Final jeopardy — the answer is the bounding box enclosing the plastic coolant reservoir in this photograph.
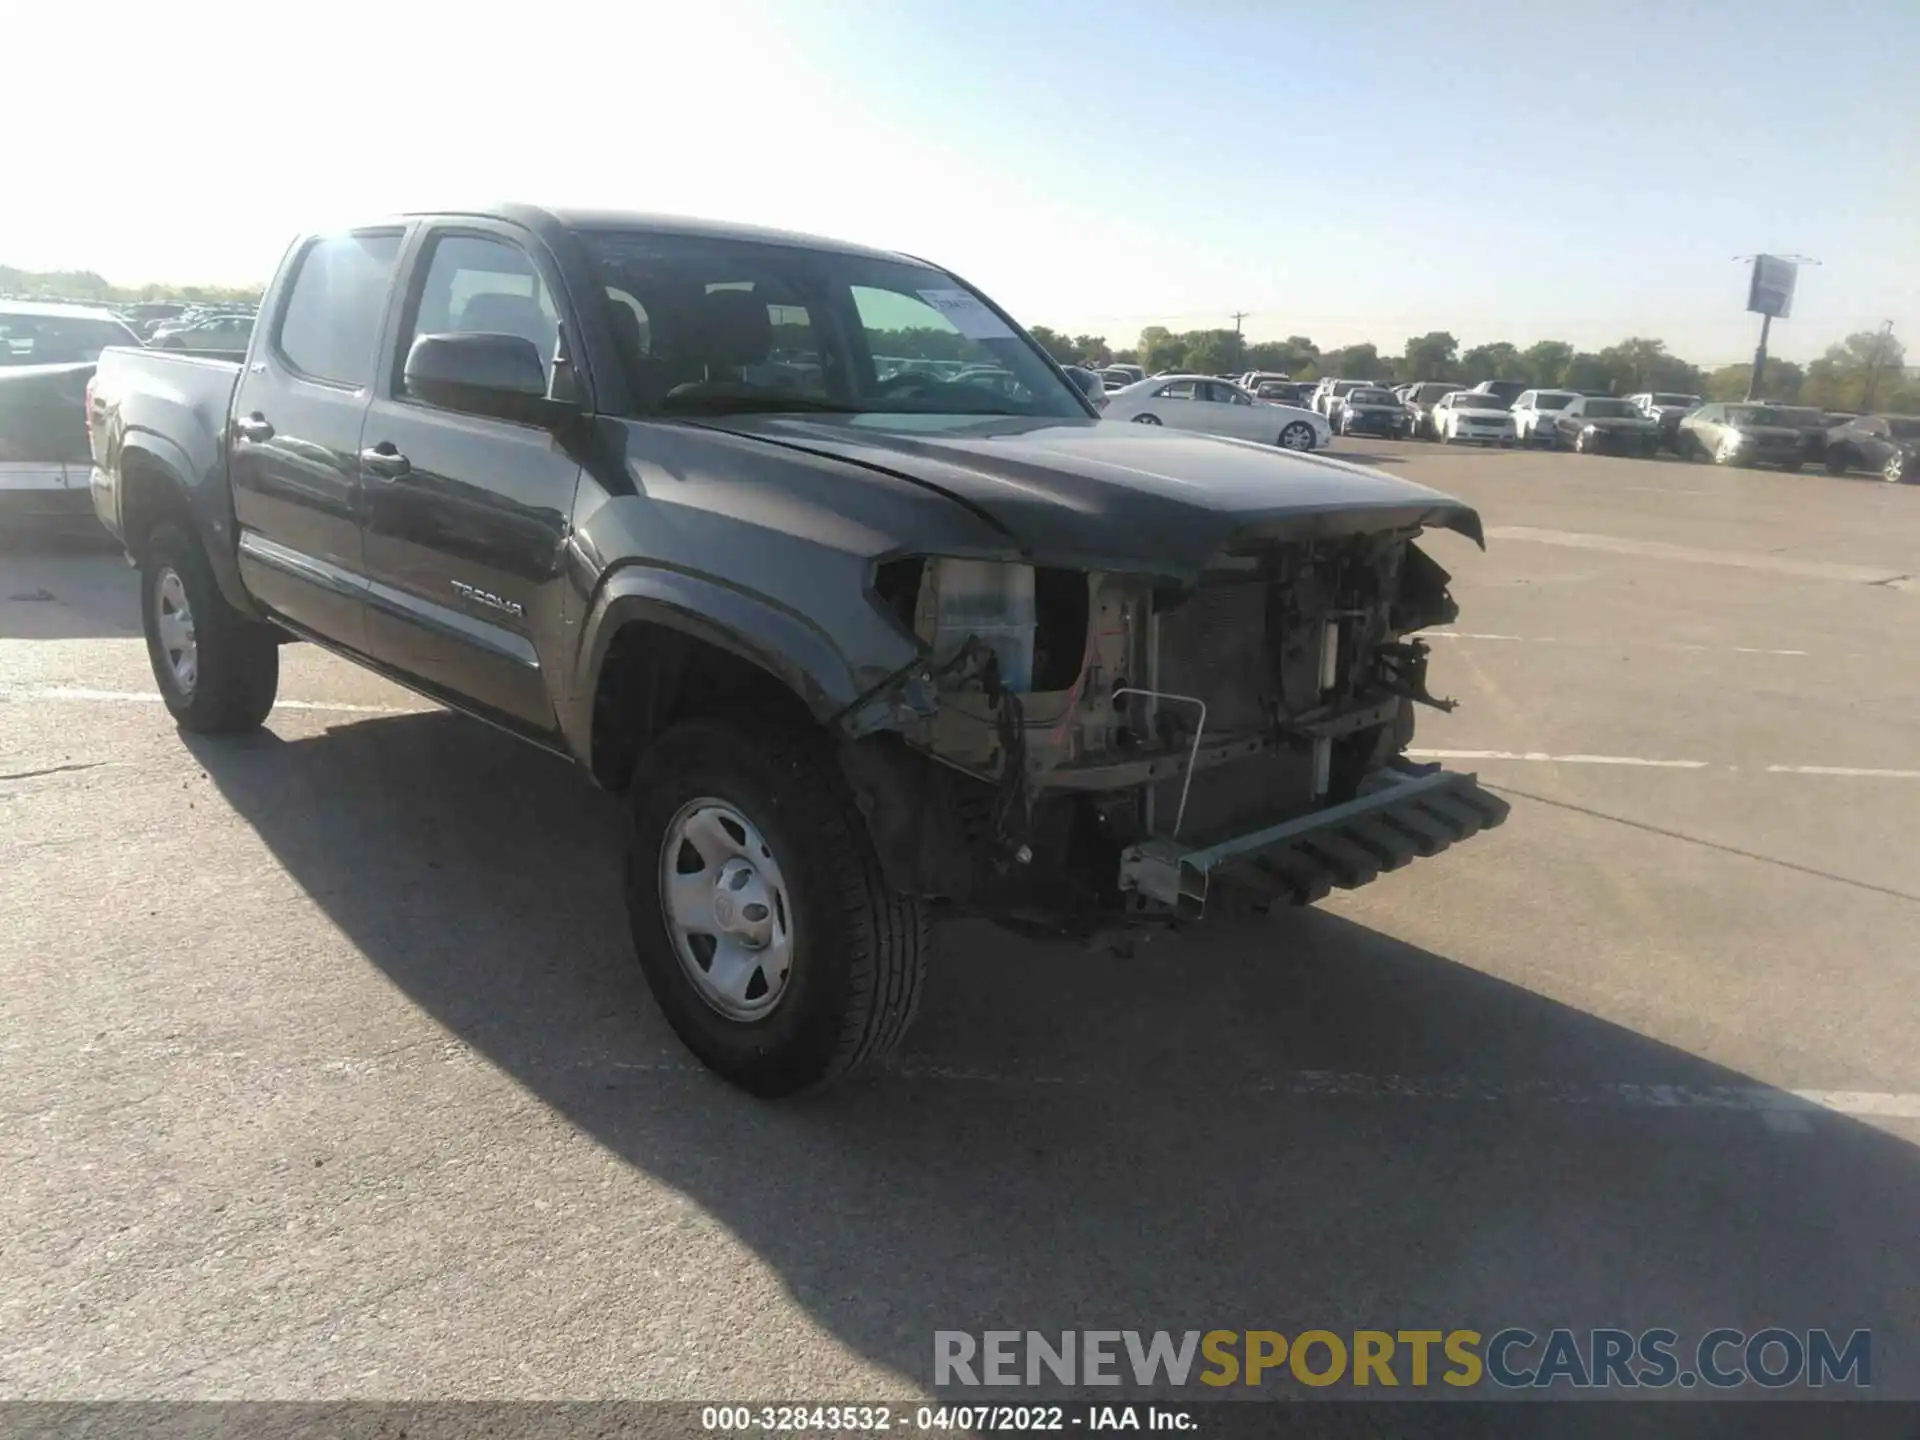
[925,558,1036,693]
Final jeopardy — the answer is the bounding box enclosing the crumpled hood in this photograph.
[700,414,1483,575]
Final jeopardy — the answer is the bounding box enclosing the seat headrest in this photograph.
[690,289,772,369]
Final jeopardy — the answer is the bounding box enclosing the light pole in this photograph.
[1862,320,1896,413]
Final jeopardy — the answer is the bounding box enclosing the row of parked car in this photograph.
[1063,365,1917,483]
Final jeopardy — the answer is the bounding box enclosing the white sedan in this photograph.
[1101,374,1332,451]
[1430,391,1516,445]
[1510,389,1579,446]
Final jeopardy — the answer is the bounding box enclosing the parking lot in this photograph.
[3,441,1917,1400]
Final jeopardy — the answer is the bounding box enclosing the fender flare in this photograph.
[116,428,257,617]
[564,563,868,767]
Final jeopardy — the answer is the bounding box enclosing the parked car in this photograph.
[1823,413,1920,483]
[1253,380,1312,407]
[1430,390,1515,446]
[151,313,255,352]
[119,301,190,338]
[1399,381,1460,439]
[1315,378,1372,426]
[1103,374,1330,450]
[1510,389,1579,446]
[1468,379,1528,406]
[1338,386,1412,438]
[1551,395,1660,455]
[1676,402,1812,469]
[1102,363,1145,386]
[1625,391,1704,451]
[1237,370,1291,393]
[86,204,1504,1095]
[0,302,143,531]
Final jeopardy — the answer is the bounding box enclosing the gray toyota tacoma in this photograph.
[87,205,1507,1095]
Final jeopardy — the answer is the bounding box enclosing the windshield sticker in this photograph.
[917,289,1016,340]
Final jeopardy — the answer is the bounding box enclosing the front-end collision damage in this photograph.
[833,514,1502,929]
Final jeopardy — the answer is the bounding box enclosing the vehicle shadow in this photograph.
[0,540,140,640]
[190,711,1920,1404]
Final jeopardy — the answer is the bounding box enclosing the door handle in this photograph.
[359,444,412,479]
[234,414,274,442]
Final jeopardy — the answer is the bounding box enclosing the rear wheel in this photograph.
[1825,444,1854,476]
[1279,421,1316,451]
[625,714,928,1096]
[140,523,279,732]
[1131,413,1161,425]
[1888,453,1912,484]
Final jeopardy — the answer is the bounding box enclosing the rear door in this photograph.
[356,221,584,737]
[230,228,406,650]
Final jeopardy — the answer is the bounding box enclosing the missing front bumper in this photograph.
[1117,764,1509,917]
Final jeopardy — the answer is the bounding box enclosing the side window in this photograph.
[405,233,559,387]
[1156,380,1195,399]
[276,231,403,386]
[1227,387,1252,406]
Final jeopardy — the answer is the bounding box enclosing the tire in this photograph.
[1132,413,1162,425]
[625,714,928,1097]
[1888,453,1912,485]
[1680,432,1704,463]
[140,522,279,732]
[1438,424,1452,445]
[1825,445,1854,477]
[1279,421,1316,451]
[1574,430,1591,454]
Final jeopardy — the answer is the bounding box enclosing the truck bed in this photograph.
[87,346,244,546]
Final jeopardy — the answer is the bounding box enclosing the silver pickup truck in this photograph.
[88,204,1507,1095]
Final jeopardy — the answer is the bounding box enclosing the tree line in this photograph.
[1,264,263,307]
[1025,324,1917,415]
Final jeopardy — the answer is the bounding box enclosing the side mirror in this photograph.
[402,332,573,427]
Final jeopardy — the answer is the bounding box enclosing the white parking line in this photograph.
[1408,748,1708,769]
[0,685,418,715]
[1427,631,1811,656]
[1766,765,1920,780]
[868,1062,1920,1122]
[1485,526,1912,587]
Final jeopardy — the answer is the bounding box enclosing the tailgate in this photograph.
[0,363,92,466]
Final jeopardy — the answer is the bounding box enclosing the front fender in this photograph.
[562,561,916,768]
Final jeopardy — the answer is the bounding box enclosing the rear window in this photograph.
[1534,392,1577,408]
[1653,393,1701,407]
[1458,393,1511,410]
[276,232,404,387]
[1888,418,1920,440]
[0,311,135,366]
[1350,388,1398,404]
[1584,399,1637,418]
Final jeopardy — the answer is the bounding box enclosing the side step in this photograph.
[1117,767,1510,918]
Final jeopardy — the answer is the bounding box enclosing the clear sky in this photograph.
[11,0,1916,364]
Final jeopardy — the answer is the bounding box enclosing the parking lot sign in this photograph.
[1747,254,1797,319]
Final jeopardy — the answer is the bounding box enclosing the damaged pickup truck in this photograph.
[87,205,1506,1095]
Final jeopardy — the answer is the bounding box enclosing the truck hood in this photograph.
[697,414,1482,576]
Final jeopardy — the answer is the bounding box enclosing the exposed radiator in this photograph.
[1152,578,1271,734]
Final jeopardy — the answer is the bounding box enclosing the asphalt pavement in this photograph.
[2,442,1916,1405]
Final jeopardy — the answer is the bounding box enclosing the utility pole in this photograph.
[1862,320,1895,413]
[1230,310,1250,371]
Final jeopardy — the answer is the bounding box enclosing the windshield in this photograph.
[1888,418,1920,440]
[1584,399,1637,418]
[0,311,136,365]
[1349,388,1398,405]
[1653,393,1701,408]
[1726,406,1817,427]
[1456,393,1510,410]
[1534,391,1577,409]
[580,231,1086,419]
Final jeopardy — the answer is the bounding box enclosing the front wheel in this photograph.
[140,523,279,732]
[1279,421,1316,451]
[1131,413,1162,425]
[1574,430,1591,454]
[625,715,928,1097]
[1888,453,1912,484]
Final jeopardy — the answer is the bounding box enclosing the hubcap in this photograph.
[1133,413,1161,425]
[154,568,197,696]
[1282,423,1313,450]
[659,798,795,1021]
[1887,457,1905,483]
